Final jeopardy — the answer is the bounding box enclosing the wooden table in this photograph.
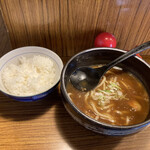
[0,53,150,150]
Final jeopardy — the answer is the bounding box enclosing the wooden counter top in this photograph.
[0,1,150,148]
[0,55,150,150]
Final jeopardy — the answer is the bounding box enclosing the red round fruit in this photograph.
[136,53,142,59]
[125,47,142,59]
[94,32,117,48]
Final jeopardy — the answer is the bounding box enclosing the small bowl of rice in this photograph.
[0,46,63,102]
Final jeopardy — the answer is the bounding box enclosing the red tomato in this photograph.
[136,53,142,59]
[125,48,142,59]
[94,32,117,48]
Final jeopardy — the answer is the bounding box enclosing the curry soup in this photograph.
[67,66,149,126]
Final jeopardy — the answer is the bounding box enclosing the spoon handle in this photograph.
[104,41,150,71]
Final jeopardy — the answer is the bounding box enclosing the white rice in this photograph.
[1,55,57,96]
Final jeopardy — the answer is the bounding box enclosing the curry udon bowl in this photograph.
[61,47,150,136]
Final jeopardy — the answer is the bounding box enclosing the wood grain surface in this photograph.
[0,55,150,150]
[0,0,150,56]
[0,9,12,56]
[0,1,150,150]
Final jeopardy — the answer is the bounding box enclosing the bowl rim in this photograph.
[0,46,63,98]
[61,47,150,129]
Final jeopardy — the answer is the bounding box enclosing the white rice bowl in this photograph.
[0,46,63,101]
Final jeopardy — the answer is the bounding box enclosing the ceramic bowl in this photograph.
[0,46,63,102]
[61,47,150,136]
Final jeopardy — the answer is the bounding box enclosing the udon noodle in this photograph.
[67,66,149,126]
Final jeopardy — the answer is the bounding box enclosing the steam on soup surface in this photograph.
[67,66,149,126]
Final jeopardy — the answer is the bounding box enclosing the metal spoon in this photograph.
[70,41,150,92]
